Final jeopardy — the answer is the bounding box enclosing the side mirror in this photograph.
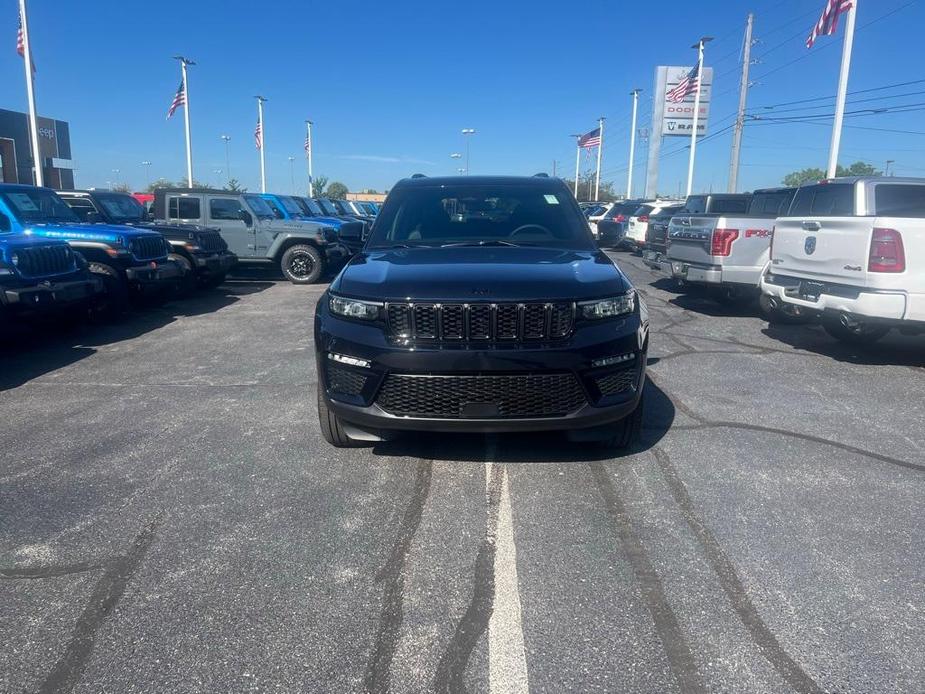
[239,209,253,226]
[86,211,102,224]
[338,222,363,241]
[0,213,10,232]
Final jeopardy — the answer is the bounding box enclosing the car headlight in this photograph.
[578,291,636,320]
[330,295,382,320]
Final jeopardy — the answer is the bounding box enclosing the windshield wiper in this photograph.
[440,240,520,248]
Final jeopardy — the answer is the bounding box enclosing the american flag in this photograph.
[166,81,185,119]
[255,119,263,150]
[666,65,700,103]
[578,127,601,149]
[16,11,35,73]
[806,0,853,48]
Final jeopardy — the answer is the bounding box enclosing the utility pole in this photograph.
[19,0,42,186]
[686,36,712,197]
[594,116,605,201]
[173,56,195,188]
[728,14,754,193]
[626,89,641,199]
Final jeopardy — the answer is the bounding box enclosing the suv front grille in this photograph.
[386,302,574,343]
[13,244,74,278]
[376,373,587,419]
[198,231,227,253]
[130,236,167,261]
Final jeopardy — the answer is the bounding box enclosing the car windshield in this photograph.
[317,199,339,215]
[367,184,595,249]
[302,198,324,215]
[94,193,146,223]
[244,194,278,219]
[1,188,81,224]
[278,196,305,216]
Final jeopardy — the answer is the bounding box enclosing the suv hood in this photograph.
[1,232,74,252]
[332,247,630,301]
[264,219,327,234]
[130,221,220,240]
[23,222,163,243]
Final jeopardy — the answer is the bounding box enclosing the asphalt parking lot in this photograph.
[2,254,923,694]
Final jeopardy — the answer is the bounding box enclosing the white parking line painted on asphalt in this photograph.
[485,443,530,694]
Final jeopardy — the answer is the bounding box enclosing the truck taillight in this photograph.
[614,214,626,223]
[637,215,649,223]
[711,228,739,257]
[869,228,905,273]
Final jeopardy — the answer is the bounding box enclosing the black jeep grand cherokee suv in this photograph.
[314,175,648,448]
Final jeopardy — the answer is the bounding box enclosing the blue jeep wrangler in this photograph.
[0,184,181,316]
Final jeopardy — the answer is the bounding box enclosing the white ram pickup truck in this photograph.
[760,177,925,344]
[666,191,796,301]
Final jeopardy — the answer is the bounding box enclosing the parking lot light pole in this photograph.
[686,36,712,198]
[462,129,475,174]
[627,91,641,199]
[288,156,296,194]
[571,134,582,197]
[221,135,231,184]
[255,96,267,193]
[172,56,195,188]
[305,120,314,196]
[18,0,42,187]
[450,152,462,175]
[141,161,152,188]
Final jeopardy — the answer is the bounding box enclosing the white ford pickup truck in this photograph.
[760,177,925,344]
[666,191,796,302]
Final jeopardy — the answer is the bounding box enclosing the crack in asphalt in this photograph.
[0,561,105,580]
[589,461,706,694]
[651,446,825,694]
[433,461,505,694]
[38,514,161,694]
[363,457,434,694]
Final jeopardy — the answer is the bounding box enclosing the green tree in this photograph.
[146,177,175,193]
[562,176,618,202]
[782,161,882,187]
[325,181,349,199]
[112,182,132,193]
[310,174,329,197]
[224,178,247,192]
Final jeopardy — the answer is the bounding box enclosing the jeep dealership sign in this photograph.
[659,65,713,137]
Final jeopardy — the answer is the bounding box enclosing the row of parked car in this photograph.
[583,176,924,345]
[0,182,377,332]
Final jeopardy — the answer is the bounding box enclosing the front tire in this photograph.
[602,391,645,450]
[281,244,324,284]
[169,253,197,296]
[317,387,365,447]
[822,314,890,345]
[86,261,129,322]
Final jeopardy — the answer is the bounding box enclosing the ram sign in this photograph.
[658,65,713,137]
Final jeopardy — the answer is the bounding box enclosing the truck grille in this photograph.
[376,373,587,419]
[197,231,227,253]
[130,235,167,261]
[13,244,74,277]
[386,302,574,343]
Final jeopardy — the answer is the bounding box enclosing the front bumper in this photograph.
[194,251,238,275]
[315,301,648,434]
[124,259,182,291]
[1,276,104,312]
[760,272,911,321]
[643,248,672,273]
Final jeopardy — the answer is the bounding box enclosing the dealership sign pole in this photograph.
[173,56,195,188]
[825,0,857,179]
[18,0,42,187]
[256,97,267,193]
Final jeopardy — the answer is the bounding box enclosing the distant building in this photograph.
[346,191,387,203]
[0,108,75,189]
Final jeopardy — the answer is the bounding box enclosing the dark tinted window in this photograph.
[209,198,243,221]
[683,196,707,214]
[748,190,795,217]
[633,205,654,217]
[368,184,593,249]
[95,193,145,223]
[62,196,98,221]
[711,197,750,214]
[874,184,925,218]
[1,188,80,223]
[653,205,683,220]
[789,184,854,216]
[168,196,201,219]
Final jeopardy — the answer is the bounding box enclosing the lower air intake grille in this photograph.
[376,373,587,419]
[595,369,637,396]
[326,363,368,397]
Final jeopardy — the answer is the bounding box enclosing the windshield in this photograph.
[367,184,595,249]
[1,188,80,224]
[278,196,305,216]
[94,193,146,223]
[244,194,278,219]
[317,199,340,216]
[302,198,325,216]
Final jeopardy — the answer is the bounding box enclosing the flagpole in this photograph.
[594,116,604,202]
[306,120,314,196]
[626,90,641,199]
[827,0,857,179]
[686,37,712,197]
[571,134,581,198]
[173,56,195,188]
[18,0,42,187]
[256,96,267,193]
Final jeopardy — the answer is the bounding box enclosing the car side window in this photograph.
[790,184,853,216]
[63,197,98,221]
[874,184,925,218]
[210,198,243,221]
[168,196,201,220]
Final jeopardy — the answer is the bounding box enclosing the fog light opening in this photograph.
[328,352,371,369]
[592,352,635,368]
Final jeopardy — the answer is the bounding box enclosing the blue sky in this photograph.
[3,0,924,195]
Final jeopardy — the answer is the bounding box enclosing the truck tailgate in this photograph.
[771,216,872,284]
[667,216,717,265]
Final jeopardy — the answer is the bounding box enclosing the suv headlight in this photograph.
[578,291,636,320]
[330,295,382,321]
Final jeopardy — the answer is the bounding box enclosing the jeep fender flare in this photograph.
[267,233,325,261]
[67,241,121,267]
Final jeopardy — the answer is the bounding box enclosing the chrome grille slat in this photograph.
[385,301,574,344]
